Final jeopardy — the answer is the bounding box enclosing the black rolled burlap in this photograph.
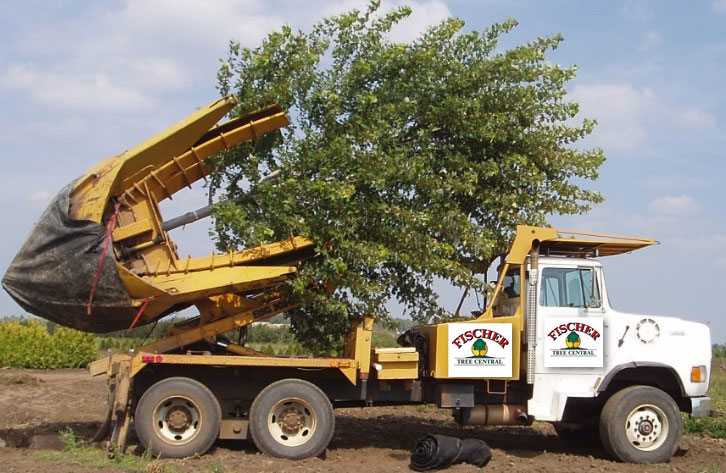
[410,434,492,471]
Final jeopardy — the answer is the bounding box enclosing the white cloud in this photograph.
[640,31,662,50]
[570,83,653,150]
[28,191,51,204]
[0,116,88,148]
[648,195,701,217]
[677,107,716,129]
[2,0,285,114]
[387,1,451,43]
[1,1,451,116]
[321,0,451,43]
[621,1,654,22]
[570,82,716,151]
[1,64,153,112]
[107,0,283,51]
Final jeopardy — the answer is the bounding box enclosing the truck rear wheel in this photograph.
[135,377,221,458]
[599,385,682,463]
[249,378,334,460]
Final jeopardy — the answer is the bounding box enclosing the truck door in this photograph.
[535,265,605,376]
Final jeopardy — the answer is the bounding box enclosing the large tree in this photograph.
[213,2,604,353]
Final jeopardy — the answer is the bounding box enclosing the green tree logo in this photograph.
[566,331,581,348]
[472,339,488,357]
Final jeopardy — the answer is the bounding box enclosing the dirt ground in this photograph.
[0,369,723,473]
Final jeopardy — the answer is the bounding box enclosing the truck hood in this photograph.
[611,310,710,347]
[609,310,712,395]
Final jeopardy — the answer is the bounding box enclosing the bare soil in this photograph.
[0,369,723,472]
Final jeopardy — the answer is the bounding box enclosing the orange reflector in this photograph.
[691,366,705,383]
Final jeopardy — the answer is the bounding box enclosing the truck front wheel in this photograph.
[249,378,334,460]
[599,385,682,463]
[135,377,221,458]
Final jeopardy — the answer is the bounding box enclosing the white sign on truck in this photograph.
[448,323,513,377]
[542,317,604,368]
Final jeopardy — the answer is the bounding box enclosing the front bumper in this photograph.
[690,396,712,417]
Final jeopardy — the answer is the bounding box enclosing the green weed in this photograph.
[36,428,169,472]
[683,353,726,439]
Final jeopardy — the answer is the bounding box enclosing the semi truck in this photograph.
[3,97,713,464]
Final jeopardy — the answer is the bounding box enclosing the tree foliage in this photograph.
[214,2,604,354]
[0,320,98,369]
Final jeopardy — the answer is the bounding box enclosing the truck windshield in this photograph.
[540,267,601,308]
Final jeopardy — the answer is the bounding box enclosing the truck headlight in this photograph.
[691,365,707,383]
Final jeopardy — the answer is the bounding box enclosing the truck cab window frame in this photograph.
[540,266,601,309]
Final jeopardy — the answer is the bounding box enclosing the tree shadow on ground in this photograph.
[329,414,613,460]
[0,421,100,448]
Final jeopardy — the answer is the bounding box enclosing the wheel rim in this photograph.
[624,404,669,451]
[152,396,202,445]
[267,397,317,447]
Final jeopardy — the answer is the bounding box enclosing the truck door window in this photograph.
[580,268,601,308]
[541,272,561,306]
[493,266,521,316]
[502,268,520,298]
[540,267,601,309]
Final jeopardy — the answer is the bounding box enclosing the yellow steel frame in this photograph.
[92,337,362,385]
[135,353,358,384]
[70,96,314,337]
[138,296,299,354]
[343,316,375,379]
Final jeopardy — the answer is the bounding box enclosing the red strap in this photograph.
[127,298,151,333]
[86,201,122,316]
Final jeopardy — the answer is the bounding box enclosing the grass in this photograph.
[35,428,171,472]
[696,465,723,473]
[683,353,726,438]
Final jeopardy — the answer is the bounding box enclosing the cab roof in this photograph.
[505,226,657,265]
[541,230,656,258]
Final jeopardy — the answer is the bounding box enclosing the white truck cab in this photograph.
[414,225,713,463]
[519,246,712,462]
[529,256,711,420]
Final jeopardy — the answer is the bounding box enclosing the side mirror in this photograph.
[585,295,602,309]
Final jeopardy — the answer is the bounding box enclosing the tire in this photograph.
[599,385,682,463]
[135,377,221,458]
[249,378,334,460]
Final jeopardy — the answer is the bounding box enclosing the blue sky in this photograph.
[1,0,724,343]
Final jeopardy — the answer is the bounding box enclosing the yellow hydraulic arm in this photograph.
[72,96,313,344]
